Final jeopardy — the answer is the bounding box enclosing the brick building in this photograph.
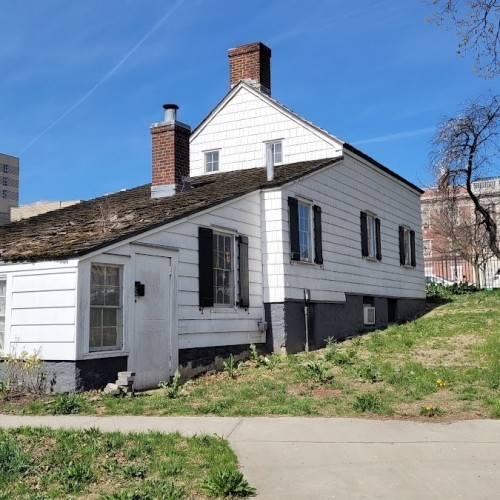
[421,178,500,288]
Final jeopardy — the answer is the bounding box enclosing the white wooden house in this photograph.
[0,43,425,391]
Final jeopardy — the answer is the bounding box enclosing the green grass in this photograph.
[2,290,499,420]
[0,426,249,499]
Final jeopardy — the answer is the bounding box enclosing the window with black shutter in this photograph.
[198,227,250,308]
[361,211,381,261]
[399,226,417,267]
[289,197,323,264]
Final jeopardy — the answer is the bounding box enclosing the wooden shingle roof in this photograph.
[0,158,341,263]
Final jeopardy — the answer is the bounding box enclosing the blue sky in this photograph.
[0,0,494,204]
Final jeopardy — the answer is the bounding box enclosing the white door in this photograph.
[132,253,171,390]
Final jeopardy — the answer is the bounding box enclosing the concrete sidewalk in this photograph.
[1,415,499,499]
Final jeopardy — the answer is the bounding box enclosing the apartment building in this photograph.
[0,153,19,225]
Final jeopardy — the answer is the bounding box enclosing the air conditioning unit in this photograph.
[363,306,376,325]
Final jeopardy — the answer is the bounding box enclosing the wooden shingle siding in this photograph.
[190,86,340,177]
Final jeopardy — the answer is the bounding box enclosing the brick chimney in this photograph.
[228,42,272,95]
[150,104,191,198]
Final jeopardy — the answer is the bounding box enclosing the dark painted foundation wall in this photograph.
[0,356,128,393]
[265,295,426,354]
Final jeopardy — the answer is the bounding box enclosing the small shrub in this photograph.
[420,405,443,417]
[304,361,333,383]
[353,393,383,413]
[356,361,381,383]
[329,349,356,366]
[158,369,182,398]
[3,348,47,395]
[202,468,256,498]
[426,281,478,302]
[223,354,240,378]
[51,393,87,415]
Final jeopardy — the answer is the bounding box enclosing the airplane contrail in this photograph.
[18,0,187,155]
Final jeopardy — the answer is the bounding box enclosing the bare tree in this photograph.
[425,0,500,78]
[430,93,500,259]
[428,185,494,285]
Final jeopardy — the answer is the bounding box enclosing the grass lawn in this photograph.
[1,291,499,420]
[0,426,254,499]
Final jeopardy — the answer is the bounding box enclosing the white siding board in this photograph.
[11,325,75,343]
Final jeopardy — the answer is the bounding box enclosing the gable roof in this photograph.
[0,157,341,263]
[190,81,344,149]
[191,82,423,195]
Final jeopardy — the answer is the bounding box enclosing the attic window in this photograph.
[266,141,282,164]
[205,150,219,173]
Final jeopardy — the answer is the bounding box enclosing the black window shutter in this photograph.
[313,205,323,264]
[238,235,250,308]
[399,226,406,265]
[375,218,382,261]
[288,197,300,260]
[198,227,214,307]
[360,211,368,257]
[410,230,416,267]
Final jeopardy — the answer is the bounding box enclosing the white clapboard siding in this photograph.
[136,191,265,346]
[3,263,78,360]
[190,86,340,177]
[262,154,425,303]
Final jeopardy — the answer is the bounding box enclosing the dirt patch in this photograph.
[311,389,342,398]
[411,333,483,367]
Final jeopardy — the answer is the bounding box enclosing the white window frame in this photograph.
[89,264,123,352]
[204,150,220,173]
[298,200,313,262]
[212,231,235,307]
[265,141,283,165]
[0,278,6,353]
[366,213,378,259]
[400,226,415,266]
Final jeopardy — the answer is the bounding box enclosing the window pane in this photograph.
[91,266,105,286]
[104,286,120,306]
[90,308,101,328]
[102,328,118,347]
[0,280,6,296]
[103,309,117,327]
[106,267,120,286]
[89,328,102,348]
[274,142,282,163]
[91,286,105,306]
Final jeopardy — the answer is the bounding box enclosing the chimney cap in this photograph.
[163,104,179,110]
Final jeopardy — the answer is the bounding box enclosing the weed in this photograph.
[304,361,333,383]
[330,349,356,366]
[50,393,88,415]
[0,432,31,485]
[420,405,443,417]
[59,460,94,493]
[249,343,259,362]
[158,369,183,398]
[353,393,384,413]
[355,361,381,383]
[202,468,256,498]
[223,354,240,378]
[122,464,147,479]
